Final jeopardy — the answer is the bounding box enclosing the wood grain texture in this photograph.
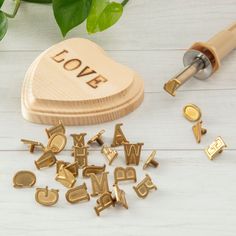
[21,38,144,125]
[1,0,236,235]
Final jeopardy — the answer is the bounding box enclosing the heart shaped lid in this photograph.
[21,38,144,125]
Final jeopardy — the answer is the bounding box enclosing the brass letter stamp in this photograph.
[90,172,110,197]
[71,133,87,147]
[114,167,136,184]
[65,162,79,177]
[87,130,105,146]
[143,150,159,169]
[21,139,45,153]
[183,104,202,122]
[124,143,144,165]
[192,121,207,143]
[46,133,67,154]
[94,192,115,216]
[101,145,118,165]
[82,165,106,178]
[35,186,59,206]
[13,171,36,188]
[45,120,65,138]
[73,146,89,168]
[56,160,70,174]
[35,150,57,170]
[65,183,90,204]
[111,123,129,147]
[55,165,76,188]
[113,184,128,209]
[205,136,227,160]
[133,174,157,199]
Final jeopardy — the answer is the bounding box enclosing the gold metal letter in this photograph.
[111,123,129,147]
[71,133,87,147]
[73,146,89,168]
[114,167,136,184]
[192,121,207,143]
[133,174,157,199]
[87,130,105,146]
[13,171,36,188]
[124,143,144,165]
[94,192,115,216]
[90,172,110,197]
[82,165,106,178]
[113,184,128,209]
[21,139,45,153]
[143,150,159,169]
[65,162,79,177]
[65,183,90,204]
[205,136,227,160]
[55,165,76,188]
[101,145,118,165]
[35,150,57,170]
[45,120,65,138]
[35,186,59,206]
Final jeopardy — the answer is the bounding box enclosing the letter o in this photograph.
[63,59,81,71]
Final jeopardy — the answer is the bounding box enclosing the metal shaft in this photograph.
[163,57,205,96]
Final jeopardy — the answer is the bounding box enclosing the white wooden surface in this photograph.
[1,1,236,235]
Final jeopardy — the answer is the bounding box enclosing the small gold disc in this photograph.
[47,133,67,154]
[13,170,36,188]
[183,104,201,122]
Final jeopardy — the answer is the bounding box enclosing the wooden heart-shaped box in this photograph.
[21,38,144,125]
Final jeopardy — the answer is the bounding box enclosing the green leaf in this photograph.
[97,2,123,32]
[87,0,123,34]
[0,0,4,8]
[53,0,92,37]
[0,11,7,40]
[22,0,52,3]
[4,0,21,18]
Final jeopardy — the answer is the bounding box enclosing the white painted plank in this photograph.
[1,50,236,95]
[0,150,235,236]
[0,0,236,51]
[0,90,235,150]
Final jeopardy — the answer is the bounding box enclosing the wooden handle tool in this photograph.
[164,22,236,96]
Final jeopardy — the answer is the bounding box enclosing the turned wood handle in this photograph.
[207,22,236,60]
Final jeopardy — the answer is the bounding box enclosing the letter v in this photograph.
[77,66,96,78]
